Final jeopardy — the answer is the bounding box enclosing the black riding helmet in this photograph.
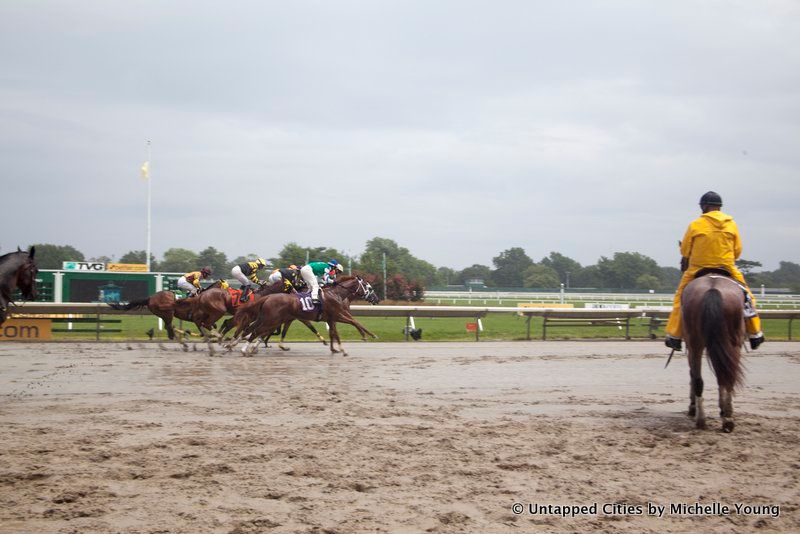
[699,191,722,206]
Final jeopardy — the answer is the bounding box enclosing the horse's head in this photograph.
[356,276,380,305]
[14,247,38,300]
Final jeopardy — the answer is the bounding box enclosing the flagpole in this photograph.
[146,140,152,272]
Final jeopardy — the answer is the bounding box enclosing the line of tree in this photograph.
[23,240,800,294]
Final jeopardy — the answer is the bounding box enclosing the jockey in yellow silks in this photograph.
[231,258,269,302]
[665,191,764,351]
[177,266,212,297]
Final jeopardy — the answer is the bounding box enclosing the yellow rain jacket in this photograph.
[666,210,761,337]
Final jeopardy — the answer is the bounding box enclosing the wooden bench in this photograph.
[541,316,632,340]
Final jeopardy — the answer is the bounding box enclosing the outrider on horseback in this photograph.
[665,191,763,432]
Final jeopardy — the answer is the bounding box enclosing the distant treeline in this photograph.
[23,238,800,294]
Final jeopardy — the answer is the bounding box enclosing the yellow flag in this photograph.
[140,161,150,180]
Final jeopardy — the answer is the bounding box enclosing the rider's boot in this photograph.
[240,286,250,303]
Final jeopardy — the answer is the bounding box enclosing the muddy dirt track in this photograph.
[1,340,798,533]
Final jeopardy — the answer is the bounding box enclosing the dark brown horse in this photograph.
[681,273,746,432]
[111,280,231,354]
[221,281,326,352]
[239,275,380,356]
[0,247,38,326]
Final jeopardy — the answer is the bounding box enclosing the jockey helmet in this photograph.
[289,264,298,270]
[201,266,212,276]
[328,259,344,272]
[699,191,722,206]
[257,258,267,267]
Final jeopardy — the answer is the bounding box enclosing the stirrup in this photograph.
[664,336,682,351]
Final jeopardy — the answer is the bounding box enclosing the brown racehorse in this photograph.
[111,280,231,354]
[0,247,38,326]
[239,275,380,356]
[681,272,747,432]
[221,281,326,352]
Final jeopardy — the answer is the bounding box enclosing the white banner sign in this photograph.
[585,303,630,310]
[62,261,106,271]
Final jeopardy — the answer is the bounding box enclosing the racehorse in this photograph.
[111,280,231,354]
[220,280,327,352]
[0,247,38,326]
[239,275,380,356]
[681,272,747,432]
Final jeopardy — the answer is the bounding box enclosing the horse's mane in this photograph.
[0,250,28,264]
[0,250,30,280]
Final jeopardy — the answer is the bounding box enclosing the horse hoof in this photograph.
[695,420,707,430]
[279,346,290,351]
[687,407,696,417]
[722,420,735,433]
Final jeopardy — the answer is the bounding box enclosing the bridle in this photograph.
[356,277,377,302]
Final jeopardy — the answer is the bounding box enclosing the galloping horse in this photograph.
[681,272,747,432]
[239,275,380,356]
[0,247,38,326]
[111,280,232,354]
[220,281,326,351]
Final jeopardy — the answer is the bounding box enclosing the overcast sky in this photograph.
[1,1,798,271]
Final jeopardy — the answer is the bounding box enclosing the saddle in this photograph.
[296,291,323,319]
[693,267,732,278]
[227,288,255,309]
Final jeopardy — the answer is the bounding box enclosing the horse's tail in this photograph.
[702,288,744,391]
[109,298,150,311]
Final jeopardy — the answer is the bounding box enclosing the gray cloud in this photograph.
[1,1,798,270]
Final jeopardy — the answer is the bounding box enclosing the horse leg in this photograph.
[199,325,217,356]
[219,317,234,339]
[225,321,249,349]
[328,321,347,356]
[241,335,259,357]
[326,321,340,354]
[719,387,735,433]
[688,349,705,429]
[336,314,378,341]
[240,324,263,356]
[174,325,190,352]
[277,322,292,351]
[299,319,327,345]
[164,317,176,340]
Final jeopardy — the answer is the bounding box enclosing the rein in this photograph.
[326,277,373,301]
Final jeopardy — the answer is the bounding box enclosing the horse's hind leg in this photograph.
[300,320,326,345]
[719,387,734,433]
[199,325,217,356]
[278,322,291,351]
[328,322,346,356]
[688,349,706,429]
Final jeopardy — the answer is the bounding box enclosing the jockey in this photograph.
[231,257,269,302]
[300,259,344,304]
[267,265,301,292]
[177,266,212,297]
[665,191,764,351]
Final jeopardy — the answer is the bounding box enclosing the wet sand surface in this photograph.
[1,341,798,533]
